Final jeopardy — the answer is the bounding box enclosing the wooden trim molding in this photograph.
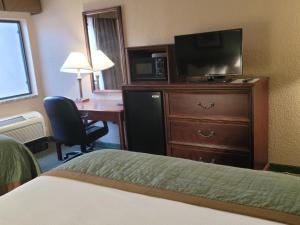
[82,6,127,92]
[2,0,42,14]
[0,0,4,10]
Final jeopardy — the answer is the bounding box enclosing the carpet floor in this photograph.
[35,141,120,172]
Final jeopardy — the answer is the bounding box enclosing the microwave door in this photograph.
[131,58,154,81]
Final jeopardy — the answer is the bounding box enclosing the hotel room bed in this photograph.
[0,135,41,196]
[0,150,299,225]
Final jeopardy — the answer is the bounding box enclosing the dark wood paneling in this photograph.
[2,0,41,14]
[170,120,249,151]
[170,144,250,168]
[80,110,119,122]
[168,92,250,120]
[252,78,269,169]
[0,1,4,10]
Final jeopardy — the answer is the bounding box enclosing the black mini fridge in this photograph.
[124,91,166,155]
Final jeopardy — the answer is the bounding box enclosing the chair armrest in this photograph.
[85,120,98,127]
[80,112,89,122]
[80,113,97,127]
[85,121,108,129]
[103,121,108,129]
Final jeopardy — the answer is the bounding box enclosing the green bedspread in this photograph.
[0,135,41,195]
[48,149,300,224]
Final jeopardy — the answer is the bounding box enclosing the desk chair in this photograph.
[44,96,109,160]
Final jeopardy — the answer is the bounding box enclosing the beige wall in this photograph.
[0,11,46,130]
[34,0,300,166]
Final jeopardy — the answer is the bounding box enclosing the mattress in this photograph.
[0,149,299,224]
[0,176,282,225]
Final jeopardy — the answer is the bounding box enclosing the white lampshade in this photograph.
[60,52,92,74]
[91,50,115,72]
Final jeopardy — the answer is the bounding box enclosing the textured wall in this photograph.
[35,0,300,166]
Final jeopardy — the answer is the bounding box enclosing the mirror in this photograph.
[83,6,127,91]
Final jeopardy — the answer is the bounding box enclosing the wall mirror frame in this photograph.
[82,6,127,92]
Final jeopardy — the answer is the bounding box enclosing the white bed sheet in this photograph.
[0,176,284,225]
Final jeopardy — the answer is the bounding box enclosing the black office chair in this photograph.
[44,96,109,161]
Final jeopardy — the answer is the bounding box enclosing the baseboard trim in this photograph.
[268,163,300,176]
[95,141,121,150]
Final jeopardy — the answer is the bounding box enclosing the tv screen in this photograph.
[175,29,243,77]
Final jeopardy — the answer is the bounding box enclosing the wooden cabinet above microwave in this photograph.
[1,0,42,14]
[126,45,175,84]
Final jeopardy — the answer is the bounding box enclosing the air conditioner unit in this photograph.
[0,111,46,144]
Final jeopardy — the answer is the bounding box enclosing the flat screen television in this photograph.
[175,28,243,79]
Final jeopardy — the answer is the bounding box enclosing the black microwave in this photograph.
[130,53,167,81]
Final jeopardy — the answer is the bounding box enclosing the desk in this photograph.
[76,99,125,149]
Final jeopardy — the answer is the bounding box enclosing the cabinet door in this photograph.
[168,92,250,120]
[170,144,251,168]
[124,91,166,155]
[170,120,250,151]
[3,0,41,13]
[0,0,4,10]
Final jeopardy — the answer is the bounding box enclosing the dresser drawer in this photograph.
[170,120,249,151]
[168,92,249,119]
[170,145,251,168]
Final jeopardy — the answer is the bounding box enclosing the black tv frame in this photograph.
[174,28,243,82]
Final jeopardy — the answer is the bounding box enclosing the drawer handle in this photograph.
[197,130,215,138]
[198,102,215,109]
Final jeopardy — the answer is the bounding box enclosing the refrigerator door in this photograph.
[124,91,166,155]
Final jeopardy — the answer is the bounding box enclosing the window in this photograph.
[0,20,32,101]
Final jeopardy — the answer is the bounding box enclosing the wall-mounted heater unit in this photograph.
[0,111,46,144]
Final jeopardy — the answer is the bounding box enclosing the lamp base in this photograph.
[75,98,89,103]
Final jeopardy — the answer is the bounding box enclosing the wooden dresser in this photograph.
[122,78,269,169]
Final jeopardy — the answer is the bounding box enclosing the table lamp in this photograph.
[60,52,92,101]
[91,50,115,90]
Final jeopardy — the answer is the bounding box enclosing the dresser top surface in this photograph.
[122,77,268,90]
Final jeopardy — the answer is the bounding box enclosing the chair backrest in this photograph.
[44,96,85,145]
